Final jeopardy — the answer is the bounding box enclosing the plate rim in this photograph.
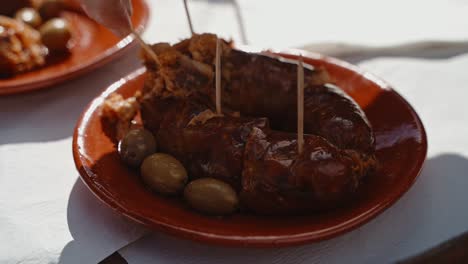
[0,0,150,96]
[73,50,428,247]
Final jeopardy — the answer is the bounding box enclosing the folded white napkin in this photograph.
[120,54,468,263]
[0,50,147,264]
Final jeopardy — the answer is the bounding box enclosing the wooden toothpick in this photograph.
[130,28,161,67]
[79,0,161,68]
[215,37,222,115]
[183,0,195,35]
[120,3,160,67]
[297,55,304,154]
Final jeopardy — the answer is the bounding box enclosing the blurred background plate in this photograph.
[0,0,149,95]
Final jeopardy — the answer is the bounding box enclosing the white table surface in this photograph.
[1,0,468,263]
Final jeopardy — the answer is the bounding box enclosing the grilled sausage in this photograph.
[242,127,374,214]
[138,34,377,214]
[142,34,374,153]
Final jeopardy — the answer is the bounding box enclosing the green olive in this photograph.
[38,0,65,20]
[140,153,188,195]
[118,128,157,167]
[15,8,42,28]
[184,178,239,215]
[39,18,71,52]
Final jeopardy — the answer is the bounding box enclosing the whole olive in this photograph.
[38,0,65,20]
[15,8,42,28]
[140,153,188,195]
[184,178,239,215]
[118,128,157,167]
[39,18,71,52]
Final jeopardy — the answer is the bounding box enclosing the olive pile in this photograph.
[14,0,71,52]
[118,128,239,215]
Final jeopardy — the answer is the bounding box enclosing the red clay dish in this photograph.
[73,50,427,247]
[0,0,149,95]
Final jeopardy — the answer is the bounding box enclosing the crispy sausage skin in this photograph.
[141,95,374,214]
[242,128,374,214]
[142,34,374,153]
[139,34,377,214]
[145,97,269,190]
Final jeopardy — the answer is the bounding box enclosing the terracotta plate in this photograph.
[0,0,149,95]
[73,51,427,247]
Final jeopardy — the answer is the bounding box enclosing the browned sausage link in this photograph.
[143,33,375,153]
[241,127,375,214]
[142,96,269,190]
[140,95,375,214]
[139,34,377,214]
[224,49,374,153]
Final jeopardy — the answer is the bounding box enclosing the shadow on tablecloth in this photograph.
[57,178,146,264]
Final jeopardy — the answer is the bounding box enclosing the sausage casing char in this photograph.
[134,34,377,214]
[223,49,374,153]
[152,97,269,190]
[242,128,374,214]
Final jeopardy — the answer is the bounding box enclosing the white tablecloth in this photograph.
[1,0,468,263]
[0,52,147,264]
